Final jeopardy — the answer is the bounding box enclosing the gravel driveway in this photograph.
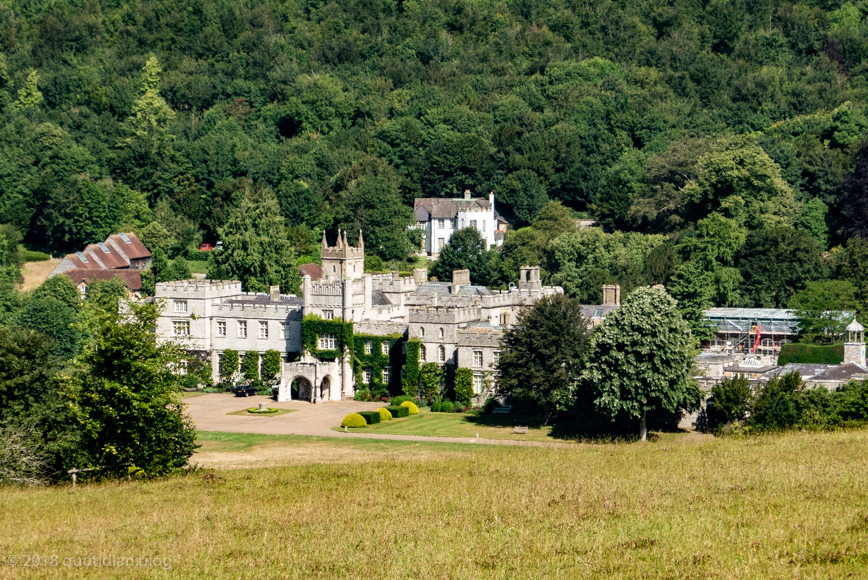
[183,394,569,447]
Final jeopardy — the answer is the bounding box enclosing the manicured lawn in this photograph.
[3,429,868,578]
[340,408,566,443]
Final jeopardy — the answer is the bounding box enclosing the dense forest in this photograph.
[2,0,868,321]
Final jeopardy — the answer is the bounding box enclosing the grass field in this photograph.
[17,259,60,292]
[1,429,867,578]
[341,409,563,443]
[187,260,209,275]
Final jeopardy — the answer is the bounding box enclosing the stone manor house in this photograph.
[155,231,562,403]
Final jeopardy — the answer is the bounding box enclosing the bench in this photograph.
[492,406,512,415]
[513,426,528,434]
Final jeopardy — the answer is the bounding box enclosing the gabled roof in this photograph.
[84,242,129,269]
[414,197,492,220]
[107,233,151,260]
[812,363,868,381]
[299,263,323,281]
[63,269,143,291]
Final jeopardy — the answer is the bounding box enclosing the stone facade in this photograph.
[155,231,562,404]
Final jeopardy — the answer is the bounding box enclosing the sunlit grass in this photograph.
[1,430,867,578]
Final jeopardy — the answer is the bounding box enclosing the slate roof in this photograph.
[414,282,496,297]
[63,269,143,291]
[582,305,618,319]
[371,290,392,306]
[762,363,833,380]
[413,197,492,220]
[812,363,868,381]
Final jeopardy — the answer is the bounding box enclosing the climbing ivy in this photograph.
[301,315,354,361]
[402,339,421,397]
[353,333,405,394]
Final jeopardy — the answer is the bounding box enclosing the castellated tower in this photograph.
[321,230,365,281]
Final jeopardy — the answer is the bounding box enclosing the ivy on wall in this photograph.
[301,315,354,361]
[402,339,421,397]
[353,333,405,393]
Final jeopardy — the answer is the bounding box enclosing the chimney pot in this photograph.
[463,189,471,200]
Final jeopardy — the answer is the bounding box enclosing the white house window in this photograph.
[318,333,337,350]
[217,321,226,337]
[439,328,444,339]
[363,368,372,384]
[173,320,190,336]
[365,341,372,354]
[438,345,446,363]
[259,321,268,339]
[420,345,427,361]
[493,351,501,365]
[382,367,390,382]
[323,310,334,320]
[238,321,247,338]
[473,373,484,394]
[452,218,457,228]
[381,342,389,355]
[174,300,187,313]
[217,353,223,376]
[470,220,477,229]
[438,238,445,249]
[280,322,287,339]
[438,219,445,228]
[473,350,483,367]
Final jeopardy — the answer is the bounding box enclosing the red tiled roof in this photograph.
[63,269,143,291]
[299,263,323,281]
[84,244,129,270]
[107,233,151,260]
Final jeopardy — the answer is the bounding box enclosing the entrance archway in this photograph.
[293,377,313,402]
[319,376,332,401]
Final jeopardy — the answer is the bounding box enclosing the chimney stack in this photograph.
[413,268,428,285]
[452,269,470,294]
[463,189,471,200]
[270,285,281,302]
[602,285,621,307]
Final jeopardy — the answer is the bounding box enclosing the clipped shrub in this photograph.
[401,401,419,415]
[21,249,50,262]
[431,401,442,412]
[358,411,382,424]
[778,343,844,365]
[440,400,454,413]
[354,389,372,401]
[342,413,367,428]
[378,407,393,421]
[386,405,409,418]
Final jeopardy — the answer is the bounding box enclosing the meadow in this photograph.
[1,430,867,579]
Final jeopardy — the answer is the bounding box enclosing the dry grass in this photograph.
[1,430,868,578]
[17,259,59,292]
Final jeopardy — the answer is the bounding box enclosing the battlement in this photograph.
[355,320,408,336]
[410,306,481,323]
[321,229,364,260]
[155,280,243,299]
[371,272,416,293]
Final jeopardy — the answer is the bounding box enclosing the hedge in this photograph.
[386,405,409,418]
[21,249,50,262]
[377,407,392,421]
[342,413,367,428]
[358,411,382,425]
[778,343,844,365]
[400,401,419,415]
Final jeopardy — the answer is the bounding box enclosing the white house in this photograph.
[414,191,506,257]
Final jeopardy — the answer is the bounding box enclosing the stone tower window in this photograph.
[438,345,446,363]
[420,345,426,361]
[438,328,444,339]
[420,327,425,338]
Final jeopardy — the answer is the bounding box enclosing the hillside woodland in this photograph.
[1,0,868,322]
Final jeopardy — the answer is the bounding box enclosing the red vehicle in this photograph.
[199,243,214,251]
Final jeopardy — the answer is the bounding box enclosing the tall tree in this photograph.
[579,286,699,440]
[431,227,490,285]
[208,186,301,293]
[70,300,197,476]
[496,294,591,424]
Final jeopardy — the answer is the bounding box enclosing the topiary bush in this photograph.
[342,413,367,428]
[378,407,393,421]
[386,405,409,417]
[401,401,419,415]
[358,411,382,424]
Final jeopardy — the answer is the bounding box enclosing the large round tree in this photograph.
[496,293,591,424]
[579,286,699,440]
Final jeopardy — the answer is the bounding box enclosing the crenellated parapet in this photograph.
[155,279,243,299]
